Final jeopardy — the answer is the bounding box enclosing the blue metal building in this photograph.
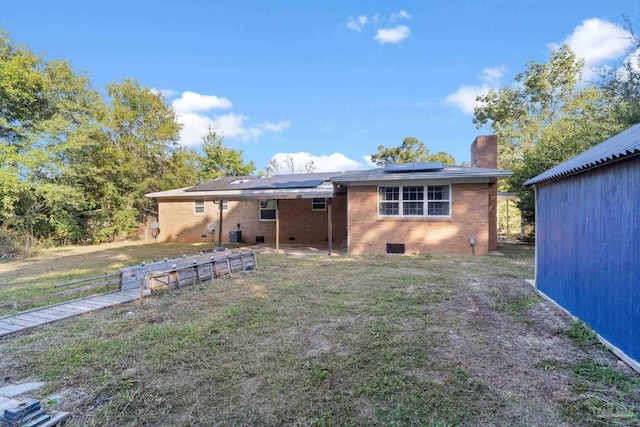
[525,124,640,371]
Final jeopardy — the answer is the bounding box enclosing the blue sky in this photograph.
[3,1,639,173]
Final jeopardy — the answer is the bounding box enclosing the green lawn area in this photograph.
[1,243,638,426]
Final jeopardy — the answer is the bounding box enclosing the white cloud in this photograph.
[260,121,292,132]
[374,25,410,44]
[214,113,262,140]
[150,87,176,98]
[361,154,378,168]
[175,111,217,146]
[551,18,634,79]
[390,10,411,22]
[479,66,506,86]
[171,91,290,146]
[347,15,368,32]
[444,67,507,114]
[268,152,370,173]
[172,91,232,113]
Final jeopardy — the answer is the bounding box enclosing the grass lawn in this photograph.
[0,242,217,316]
[1,242,638,426]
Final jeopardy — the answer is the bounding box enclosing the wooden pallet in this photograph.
[144,251,257,294]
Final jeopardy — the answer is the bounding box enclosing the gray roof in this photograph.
[186,172,343,192]
[384,162,444,173]
[332,164,512,183]
[524,124,640,186]
[146,165,513,200]
[145,183,335,200]
[146,172,343,199]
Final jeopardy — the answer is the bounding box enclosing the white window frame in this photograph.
[426,185,451,217]
[194,198,205,215]
[312,198,326,211]
[378,186,400,216]
[378,184,451,218]
[402,186,424,217]
[259,199,277,221]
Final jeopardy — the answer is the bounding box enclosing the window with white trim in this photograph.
[403,186,424,216]
[427,185,450,216]
[378,187,399,216]
[260,199,277,221]
[378,185,451,218]
[194,198,205,215]
[312,198,326,211]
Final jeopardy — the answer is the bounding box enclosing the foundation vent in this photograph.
[255,236,265,243]
[386,243,405,254]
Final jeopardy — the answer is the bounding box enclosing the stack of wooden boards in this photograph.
[118,249,257,295]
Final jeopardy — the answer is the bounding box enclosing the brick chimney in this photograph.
[471,135,499,252]
[470,135,497,169]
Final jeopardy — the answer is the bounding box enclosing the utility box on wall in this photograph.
[229,230,242,244]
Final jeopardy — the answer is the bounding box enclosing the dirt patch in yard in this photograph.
[0,243,638,426]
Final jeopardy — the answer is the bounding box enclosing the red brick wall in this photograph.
[347,184,491,255]
[157,198,271,243]
[278,196,347,246]
[156,196,347,246]
[471,135,498,169]
[471,134,499,251]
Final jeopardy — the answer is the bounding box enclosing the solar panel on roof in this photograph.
[384,162,444,173]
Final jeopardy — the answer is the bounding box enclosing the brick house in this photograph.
[146,135,511,255]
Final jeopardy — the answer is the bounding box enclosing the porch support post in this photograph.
[327,198,333,255]
[275,199,280,252]
[506,198,510,237]
[217,199,223,247]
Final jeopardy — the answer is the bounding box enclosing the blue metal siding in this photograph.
[537,156,640,363]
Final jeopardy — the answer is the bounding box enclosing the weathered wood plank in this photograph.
[2,317,39,328]
[0,322,22,332]
[53,279,121,297]
[41,306,84,316]
[14,311,59,321]
[13,314,48,325]
[55,272,120,288]
[90,295,128,304]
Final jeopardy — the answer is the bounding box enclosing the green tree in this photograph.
[0,32,106,249]
[84,78,184,241]
[0,31,261,251]
[598,20,640,127]
[370,137,456,166]
[200,127,256,180]
[474,45,625,225]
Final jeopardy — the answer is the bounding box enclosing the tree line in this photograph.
[2,24,638,253]
[0,32,254,254]
[474,33,640,226]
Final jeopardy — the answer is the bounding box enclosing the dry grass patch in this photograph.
[1,243,639,426]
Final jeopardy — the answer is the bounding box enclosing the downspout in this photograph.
[346,184,350,254]
[275,199,280,252]
[327,198,333,255]
[217,199,223,247]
